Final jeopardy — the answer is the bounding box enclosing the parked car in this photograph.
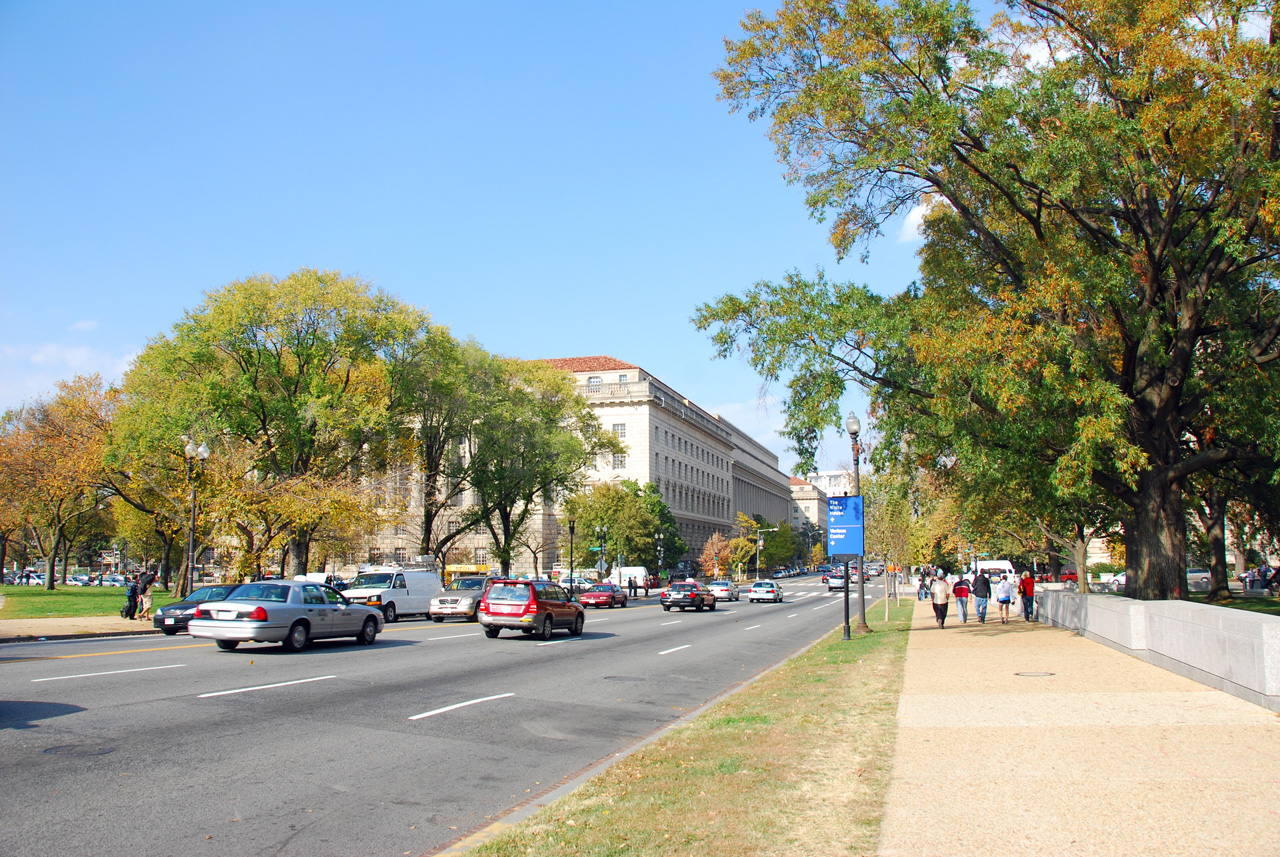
[557,576,596,594]
[478,579,584,639]
[341,569,442,623]
[707,579,740,601]
[429,575,492,622]
[660,581,717,612]
[188,579,383,651]
[748,580,783,602]
[1106,572,1127,592]
[827,574,847,592]
[579,583,628,608]
[153,585,239,635]
[1187,568,1212,587]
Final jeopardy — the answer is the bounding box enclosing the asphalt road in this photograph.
[1,576,887,857]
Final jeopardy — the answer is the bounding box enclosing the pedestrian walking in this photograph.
[136,569,157,621]
[995,574,1014,624]
[972,570,991,624]
[122,575,139,620]
[1018,571,1035,622]
[953,575,971,623]
[918,573,929,601]
[929,572,952,628]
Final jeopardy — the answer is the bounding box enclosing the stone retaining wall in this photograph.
[1036,588,1280,712]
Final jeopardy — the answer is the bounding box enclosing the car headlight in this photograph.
[366,595,381,605]
[182,607,197,615]
[459,597,475,607]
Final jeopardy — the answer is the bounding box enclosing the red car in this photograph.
[579,583,628,608]
[478,579,585,640]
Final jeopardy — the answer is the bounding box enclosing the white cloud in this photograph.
[898,203,929,243]
[69,319,99,332]
[0,339,136,410]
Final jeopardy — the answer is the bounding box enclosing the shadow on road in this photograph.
[0,700,86,730]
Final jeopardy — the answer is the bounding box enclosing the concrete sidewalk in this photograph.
[0,614,159,642]
[877,599,1280,856]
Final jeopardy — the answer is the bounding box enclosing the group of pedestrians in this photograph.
[920,568,1036,628]
[120,570,157,621]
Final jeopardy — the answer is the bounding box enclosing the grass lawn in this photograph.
[468,599,916,857]
[0,584,183,620]
[1192,594,1280,617]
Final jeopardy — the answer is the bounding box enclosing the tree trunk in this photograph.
[287,528,311,578]
[1195,487,1232,601]
[0,533,7,580]
[157,529,175,589]
[1129,474,1188,601]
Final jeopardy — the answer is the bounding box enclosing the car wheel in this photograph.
[162,628,179,636]
[282,622,309,652]
[382,603,398,624]
[468,611,479,622]
[215,639,239,651]
[538,614,555,640]
[484,626,500,638]
[662,605,671,612]
[569,613,584,636]
[357,617,378,645]
[431,615,444,623]
[694,601,704,612]
[708,599,717,611]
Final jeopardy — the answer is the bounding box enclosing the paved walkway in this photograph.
[0,613,156,642]
[877,599,1280,856]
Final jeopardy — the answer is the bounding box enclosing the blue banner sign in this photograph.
[827,495,864,558]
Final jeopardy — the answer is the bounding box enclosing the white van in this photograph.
[611,566,649,587]
[974,560,1016,579]
[341,568,442,623]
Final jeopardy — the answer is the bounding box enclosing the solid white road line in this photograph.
[585,618,608,623]
[427,633,482,641]
[198,675,337,698]
[659,645,690,655]
[660,620,682,626]
[33,664,186,682]
[744,625,762,631]
[409,692,514,720]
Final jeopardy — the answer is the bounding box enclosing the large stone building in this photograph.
[788,476,828,534]
[362,357,794,576]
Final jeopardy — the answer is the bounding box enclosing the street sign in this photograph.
[827,495,864,558]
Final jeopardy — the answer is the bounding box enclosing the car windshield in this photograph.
[752,582,773,588]
[447,578,485,591]
[586,585,613,592]
[671,583,697,591]
[486,584,531,602]
[349,573,393,588]
[226,583,291,603]
[190,586,237,603]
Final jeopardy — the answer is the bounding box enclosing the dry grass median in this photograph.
[469,600,915,857]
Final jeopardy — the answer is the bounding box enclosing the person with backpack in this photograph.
[971,570,992,624]
[953,575,971,623]
[122,575,139,620]
[1018,571,1036,622]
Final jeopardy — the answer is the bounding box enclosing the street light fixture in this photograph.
[756,526,778,580]
[845,412,871,636]
[595,524,607,584]
[654,531,664,586]
[183,437,211,595]
[567,518,576,598]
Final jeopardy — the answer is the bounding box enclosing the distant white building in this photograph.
[810,470,852,499]
[788,476,827,533]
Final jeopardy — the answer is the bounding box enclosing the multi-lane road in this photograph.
[1,576,887,857]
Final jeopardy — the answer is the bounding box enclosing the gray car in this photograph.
[188,579,384,652]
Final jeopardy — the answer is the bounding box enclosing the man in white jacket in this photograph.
[929,572,952,628]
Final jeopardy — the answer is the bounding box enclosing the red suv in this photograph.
[478,579,585,640]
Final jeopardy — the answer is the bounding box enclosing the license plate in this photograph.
[215,611,236,620]
[164,618,174,625]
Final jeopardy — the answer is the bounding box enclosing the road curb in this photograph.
[0,629,162,645]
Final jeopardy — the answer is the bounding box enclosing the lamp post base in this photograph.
[852,621,873,635]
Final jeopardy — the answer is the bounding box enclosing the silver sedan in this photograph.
[188,579,384,652]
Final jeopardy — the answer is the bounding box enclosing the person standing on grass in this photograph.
[953,574,971,623]
[1018,571,1035,622]
[972,569,991,624]
[929,571,952,628]
[995,574,1014,624]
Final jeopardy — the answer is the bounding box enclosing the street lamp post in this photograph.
[654,532,664,588]
[755,527,778,580]
[568,518,576,598]
[846,412,871,635]
[183,438,211,595]
[595,524,607,584]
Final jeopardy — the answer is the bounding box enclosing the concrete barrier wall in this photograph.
[1036,589,1280,712]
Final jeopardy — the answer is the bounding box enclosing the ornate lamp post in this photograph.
[595,524,607,584]
[567,518,576,597]
[846,412,871,635]
[654,531,664,586]
[183,437,211,595]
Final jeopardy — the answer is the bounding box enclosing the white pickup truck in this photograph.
[341,569,442,623]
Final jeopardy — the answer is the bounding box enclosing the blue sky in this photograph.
[0,0,924,474]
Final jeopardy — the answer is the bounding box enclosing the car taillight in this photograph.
[247,606,268,621]
[193,606,205,619]
[523,599,539,615]
[659,590,668,598]
[478,599,488,611]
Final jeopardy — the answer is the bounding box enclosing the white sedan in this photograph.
[747,581,783,603]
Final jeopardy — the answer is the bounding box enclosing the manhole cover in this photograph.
[43,745,115,757]
[603,676,646,682]
[1014,672,1055,677]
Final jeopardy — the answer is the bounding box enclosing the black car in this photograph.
[660,581,718,612]
[152,585,239,635]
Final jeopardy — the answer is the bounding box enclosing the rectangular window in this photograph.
[613,454,627,469]
[618,374,628,383]
[587,376,602,391]
[394,547,408,563]
[612,423,626,438]
[475,548,488,565]
[394,523,407,537]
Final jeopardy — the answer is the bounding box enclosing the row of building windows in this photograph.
[655,426,726,471]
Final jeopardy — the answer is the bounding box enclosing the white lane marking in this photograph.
[536,638,582,647]
[660,620,682,626]
[744,625,762,631]
[719,610,737,615]
[586,618,609,623]
[787,613,798,618]
[33,664,186,683]
[659,645,690,655]
[409,692,514,720]
[814,600,842,610]
[198,675,336,698]
[428,633,482,641]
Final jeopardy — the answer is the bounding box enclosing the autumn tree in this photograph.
[699,531,732,578]
[702,0,1280,600]
[560,480,677,575]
